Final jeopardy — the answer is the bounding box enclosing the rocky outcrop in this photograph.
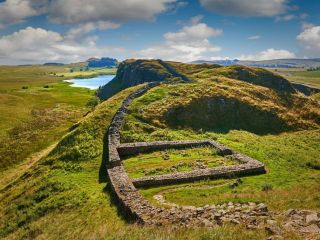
[97,59,190,100]
[291,82,320,96]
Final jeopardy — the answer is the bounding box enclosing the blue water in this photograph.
[64,75,115,89]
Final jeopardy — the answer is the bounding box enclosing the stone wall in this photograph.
[132,153,265,188]
[118,140,212,156]
[106,82,267,226]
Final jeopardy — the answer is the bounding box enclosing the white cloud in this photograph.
[275,13,308,22]
[301,22,315,30]
[0,0,178,28]
[199,0,289,17]
[0,0,48,28]
[134,16,222,62]
[66,21,120,40]
[239,48,296,61]
[248,35,261,40]
[48,0,177,24]
[0,27,124,65]
[275,14,295,22]
[297,25,320,58]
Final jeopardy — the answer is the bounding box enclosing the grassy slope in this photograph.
[0,85,272,240]
[0,65,102,172]
[97,59,186,100]
[272,68,320,88]
[1,62,319,239]
[120,65,320,214]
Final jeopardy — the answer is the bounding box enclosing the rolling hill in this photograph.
[1,60,319,240]
[193,58,320,68]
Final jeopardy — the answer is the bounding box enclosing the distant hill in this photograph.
[193,58,320,68]
[43,62,64,66]
[87,57,118,68]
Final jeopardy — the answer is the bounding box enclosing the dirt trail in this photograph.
[0,142,58,191]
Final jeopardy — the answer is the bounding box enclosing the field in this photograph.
[56,67,117,78]
[271,68,320,88]
[0,65,114,188]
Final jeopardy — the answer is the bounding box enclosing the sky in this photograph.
[0,0,319,65]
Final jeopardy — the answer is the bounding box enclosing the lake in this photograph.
[64,75,115,89]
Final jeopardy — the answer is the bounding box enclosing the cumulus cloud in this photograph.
[48,0,177,24]
[199,0,289,17]
[0,0,179,28]
[134,16,222,62]
[0,0,48,28]
[239,48,296,61]
[0,27,124,65]
[297,25,320,58]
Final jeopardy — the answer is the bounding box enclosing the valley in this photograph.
[0,65,115,188]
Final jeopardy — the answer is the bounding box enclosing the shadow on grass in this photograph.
[165,96,292,135]
[102,183,137,224]
[99,128,143,224]
[99,129,109,183]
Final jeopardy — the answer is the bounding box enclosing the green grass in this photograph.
[1,62,318,239]
[121,80,320,142]
[0,84,303,239]
[120,74,320,213]
[272,68,320,88]
[139,130,320,211]
[56,67,117,78]
[0,65,96,170]
[123,146,236,178]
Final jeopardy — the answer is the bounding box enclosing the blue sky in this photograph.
[0,0,319,64]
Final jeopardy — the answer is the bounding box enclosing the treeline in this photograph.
[307,66,320,71]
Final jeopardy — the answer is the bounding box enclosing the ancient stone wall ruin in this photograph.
[106,83,267,226]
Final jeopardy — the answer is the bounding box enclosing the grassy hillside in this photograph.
[97,59,189,100]
[1,60,319,239]
[272,68,320,88]
[0,85,292,240]
[119,62,319,218]
[0,65,103,175]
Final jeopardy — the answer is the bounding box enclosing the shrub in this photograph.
[262,183,273,192]
[22,86,29,89]
[86,96,100,108]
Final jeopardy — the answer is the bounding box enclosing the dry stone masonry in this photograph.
[106,83,320,236]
